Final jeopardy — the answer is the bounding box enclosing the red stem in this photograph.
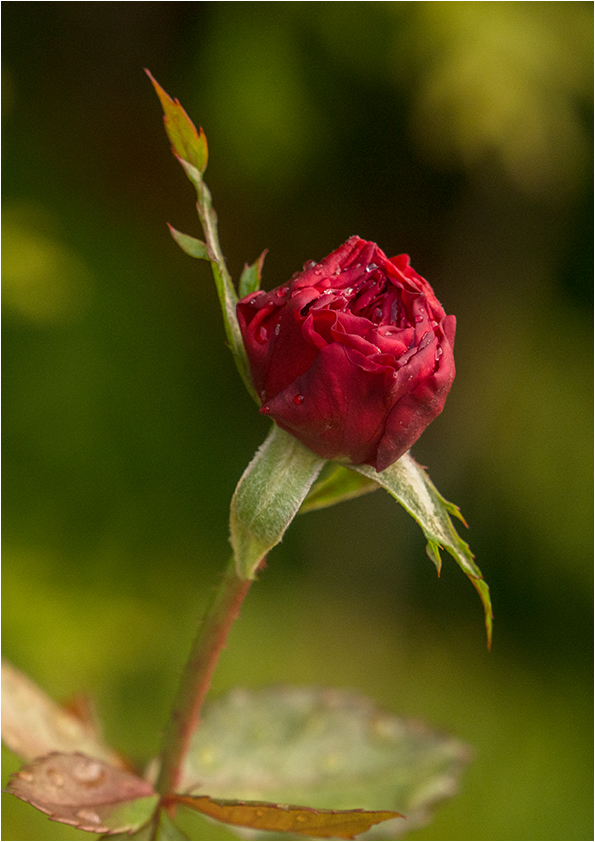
[156,557,260,796]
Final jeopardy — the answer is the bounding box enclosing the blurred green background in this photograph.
[2,3,592,840]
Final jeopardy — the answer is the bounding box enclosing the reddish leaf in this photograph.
[146,69,208,173]
[171,794,403,840]
[1,659,124,767]
[7,752,158,835]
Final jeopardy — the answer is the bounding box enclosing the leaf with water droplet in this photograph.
[180,686,471,840]
[239,250,268,298]
[146,70,208,175]
[171,794,402,840]
[1,659,124,767]
[352,453,492,647]
[6,752,158,834]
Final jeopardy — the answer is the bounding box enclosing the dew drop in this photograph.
[72,759,103,783]
[76,809,102,825]
[279,286,289,296]
[293,394,305,405]
[47,769,65,787]
[257,325,268,343]
[274,323,281,335]
[343,287,354,295]
[262,405,271,414]
[366,262,378,272]
[303,259,317,271]
[415,314,424,323]
[435,346,443,360]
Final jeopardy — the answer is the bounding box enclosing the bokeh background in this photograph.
[2,3,592,840]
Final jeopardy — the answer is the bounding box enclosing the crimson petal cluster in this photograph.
[237,236,456,472]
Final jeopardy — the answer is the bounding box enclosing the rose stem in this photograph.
[156,556,262,796]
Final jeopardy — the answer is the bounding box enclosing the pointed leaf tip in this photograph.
[352,454,493,647]
[145,69,208,174]
[167,224,210,260]
[238,249,268,298]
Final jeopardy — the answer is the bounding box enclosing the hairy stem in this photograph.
[195,183,258,403]
[156,557,260,796]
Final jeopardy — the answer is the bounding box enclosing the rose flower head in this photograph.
[237,236,456,472]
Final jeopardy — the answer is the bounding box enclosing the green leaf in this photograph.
[173,794,402,840]
[6,752,158,835]
[352,453,493,647]
[299,463,379,514]
[180,686,471,840]
[1,660,123,767]
[167,225,210,260]
[238,250,268,298]
[146,70,208,174]
[230,426,325,579]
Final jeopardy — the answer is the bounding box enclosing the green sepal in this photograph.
[300,463,379,514]
[239,250,268,298]
[167,225,210,260]
[230,426,325,579]
[352,453,493,647]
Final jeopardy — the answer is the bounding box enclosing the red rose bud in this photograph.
[237,236,456,472]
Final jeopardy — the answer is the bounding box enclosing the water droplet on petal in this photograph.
[343,287,354,295]
[72,759,103,783]
[279,286,289,296]
[366,262,378,272]
[47,769,65,787]
[303,259,317,271]
[76,809,102,825]
[294,394,305,405]
[274,323,281,335]
[415,314,424,323]
[262,405,271,414]
[435,345,443,360]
